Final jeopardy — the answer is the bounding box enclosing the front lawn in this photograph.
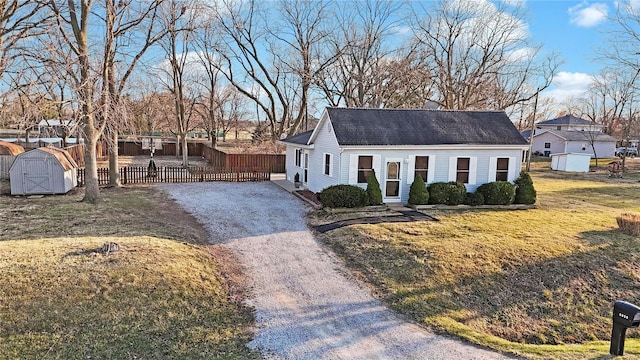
[311,160,640,359]
[0,187,257,359]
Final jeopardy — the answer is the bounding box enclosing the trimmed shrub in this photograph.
[428,181,466,205]
[464,192,485,206]
[514,171,537,205]
[318,185,368,208]
[366,169,383,205]
[617,213,640,236]
[408,174,429,205]
[476,181,515,205]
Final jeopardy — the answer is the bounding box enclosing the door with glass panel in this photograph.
[385,161,401,200]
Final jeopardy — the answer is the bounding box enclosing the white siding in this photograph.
[339,147,524,203]
[531,132,565,156]
[565,140,615,158]
[305,119,341,193]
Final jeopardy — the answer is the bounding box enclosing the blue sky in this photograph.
[525,0,613,102]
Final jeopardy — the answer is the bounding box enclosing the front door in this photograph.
[385,161,401,201]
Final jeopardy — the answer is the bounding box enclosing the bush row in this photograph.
[409,171,536,206]
[318,171,537,208]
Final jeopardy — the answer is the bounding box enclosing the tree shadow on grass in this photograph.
[369,229,640,348]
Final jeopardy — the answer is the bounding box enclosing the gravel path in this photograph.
[161,182,512,360]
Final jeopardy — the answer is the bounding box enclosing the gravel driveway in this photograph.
[161,182,511,360]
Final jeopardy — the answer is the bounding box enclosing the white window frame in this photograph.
[295,149,302,167]
[323,153,333,177]
[448,156,477,185]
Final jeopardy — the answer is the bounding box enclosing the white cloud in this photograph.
[542,71,594,103]
[568,2,608,27]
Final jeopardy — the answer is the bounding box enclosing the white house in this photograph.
[531,115,616,158]
[280,107,529,204]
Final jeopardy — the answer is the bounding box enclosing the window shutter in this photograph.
[469,157,477,185]
[427,155,436,184]
[406,155,415,184]
[448,157,457,182]
[508,157,517,181]
[348,154,358,184]
[488,157,497,182]
[328,154,334,177]
[372,155,382,180]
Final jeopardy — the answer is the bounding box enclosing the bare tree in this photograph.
[411,0,559,110]
[315,0,409,108]
[48,0,104,202]
[100,0,165,186]
[156,0,200,167]
[210,0,337,140]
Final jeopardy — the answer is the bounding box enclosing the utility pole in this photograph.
[526,88,540,172]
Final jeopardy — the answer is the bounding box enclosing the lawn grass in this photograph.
[311,160,640,359]
[0,187,257,359]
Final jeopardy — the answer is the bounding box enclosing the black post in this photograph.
[611,322,628,355]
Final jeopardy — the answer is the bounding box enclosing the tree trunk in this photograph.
[181,135,188,167]
[108,131,121,187]
[83,122,100,203]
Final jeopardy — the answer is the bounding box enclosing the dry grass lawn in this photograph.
[310,157,640,359]
[0,186,257,359]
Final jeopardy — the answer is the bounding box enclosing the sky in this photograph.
[524,0,616,103]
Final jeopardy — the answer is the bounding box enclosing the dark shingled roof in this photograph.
[282,130,313,145]
[537,115,596,126]
[538,130,616,142]
[325,107,528,146]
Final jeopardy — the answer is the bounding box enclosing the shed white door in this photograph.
[22,158,53,194]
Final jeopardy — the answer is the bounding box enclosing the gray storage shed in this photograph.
[0,141,25,180]
[10,147,78,195]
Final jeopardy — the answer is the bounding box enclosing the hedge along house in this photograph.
[280,107,529,204]
[9,147,78,195]
[0,141,25,180]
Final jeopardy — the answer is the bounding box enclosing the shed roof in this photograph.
[324,107,528,146]
[36,147,78,171]
[283,130,313,145]
[0,141,25,156]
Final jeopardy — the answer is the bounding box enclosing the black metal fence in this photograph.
[77,166,271,186]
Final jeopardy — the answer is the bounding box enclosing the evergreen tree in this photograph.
[366,169,383,205]
[408,174,429,205]
[514,171,536,204]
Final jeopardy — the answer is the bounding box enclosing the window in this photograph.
[496,158,509,181]
[295,149,302,167]
[456,158,470,183]
[323,153,332,176]
[544,142,551,149]
[414,156,429,182]
[556,126,562,130]
[357,156,373,183]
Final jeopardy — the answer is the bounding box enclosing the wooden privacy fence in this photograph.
[77,166,271,186]
[202,146,285,173]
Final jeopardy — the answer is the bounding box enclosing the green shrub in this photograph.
[366,169,383,205]
[476,181,515,205]
[464,192,484,206]
[428,181,466,205]
[318,185,368,208]
[408,174,429,205]
[514,171,537,205]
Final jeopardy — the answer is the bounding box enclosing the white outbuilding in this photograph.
[550,153,592,172]
[9,147,78,195]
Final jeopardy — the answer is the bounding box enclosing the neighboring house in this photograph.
[534,115,604,133]
[38,119,75,138]
[280,107,529,204]
[531,115,616,158]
